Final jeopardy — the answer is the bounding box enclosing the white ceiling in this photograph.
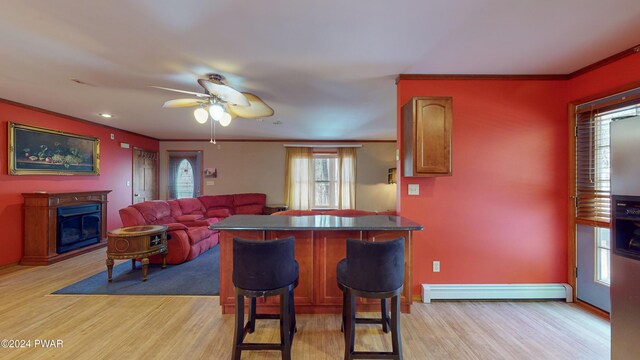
[0,0,639,141]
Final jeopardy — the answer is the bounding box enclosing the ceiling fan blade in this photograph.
[162,98,209,108]
[227,93,274,118]
[151,86,210,98]
[197,79,250,106]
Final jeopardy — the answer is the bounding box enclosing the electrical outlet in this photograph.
[408,184,419,195]
[433,261,440,272]
[126,180,130,187]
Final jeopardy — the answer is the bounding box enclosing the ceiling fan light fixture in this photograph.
[219,112,232,127]
[194,107,209,124]
[209,103,224,121]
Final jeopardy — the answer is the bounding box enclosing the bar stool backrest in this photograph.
[232,237,297,291]
[345,237,405,292]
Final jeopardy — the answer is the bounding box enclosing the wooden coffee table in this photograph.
[106,224,168,281]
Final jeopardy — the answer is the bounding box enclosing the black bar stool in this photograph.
[337,237,405,360]
[338,281,390,333]
[231,237,298,360]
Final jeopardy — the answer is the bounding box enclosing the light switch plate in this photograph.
[206,181,215,186]
[408,184,419,195]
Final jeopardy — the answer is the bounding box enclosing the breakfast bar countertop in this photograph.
[209,214,423,231]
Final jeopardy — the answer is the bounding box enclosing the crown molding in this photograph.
[396,74,567,83]
[397,43,640,84]
[568,43,640,79]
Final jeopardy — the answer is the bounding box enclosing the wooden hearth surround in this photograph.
[21,190,111,265]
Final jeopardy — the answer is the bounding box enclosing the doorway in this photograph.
[167,150,203,199]
[132,149,158,204]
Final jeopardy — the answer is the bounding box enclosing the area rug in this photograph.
[52,245,219,296]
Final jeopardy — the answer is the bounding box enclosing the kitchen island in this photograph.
[210,214,423,314]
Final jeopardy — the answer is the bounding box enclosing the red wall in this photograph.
[397,79,569,294]
[567,53,640,101]
[0,102,159,266]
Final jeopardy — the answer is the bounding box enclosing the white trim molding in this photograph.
[421,283,573,304]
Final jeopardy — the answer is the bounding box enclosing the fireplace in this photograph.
[21,190,111,265]
[57,204,101,253]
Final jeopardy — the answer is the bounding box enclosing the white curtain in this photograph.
[338,147,356,209]
[284,147,313,210]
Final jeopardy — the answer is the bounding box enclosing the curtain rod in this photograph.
[283,144,362,148]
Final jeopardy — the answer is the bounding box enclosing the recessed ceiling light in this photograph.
[99,113,113,118]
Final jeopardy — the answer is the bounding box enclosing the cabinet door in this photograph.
[314,230,362,305]
[264,231,314,306]
[365,231,412,306]
[403,96,452,176]
[219,230,265,308]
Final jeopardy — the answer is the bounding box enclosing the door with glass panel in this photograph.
[167,150,203,199]
[573,100,640,311]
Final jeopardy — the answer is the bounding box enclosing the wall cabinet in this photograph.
[402,96,452,177]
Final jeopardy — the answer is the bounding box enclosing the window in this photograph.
[167,151,203,199]
[575,100,640,224]
[175,159,195,199]
[595,227,611,285]
[313,154,339,209]
[284,147,356,210]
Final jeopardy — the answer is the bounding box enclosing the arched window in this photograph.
[175,159,195,199]
[167,150,203,199]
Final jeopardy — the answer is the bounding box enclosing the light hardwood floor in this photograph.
[0,248,610,359]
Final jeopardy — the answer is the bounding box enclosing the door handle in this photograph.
[134,193,140,197]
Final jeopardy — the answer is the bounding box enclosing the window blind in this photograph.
[575,91,640,225]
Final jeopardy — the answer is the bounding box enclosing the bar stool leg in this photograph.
[381,298,389,333]
[247,297,257,333]
[341,288,347,332]
[280,291,292,360]
[390,294,402,359]
[289,288,297,334]
[232,294,245,360]
[344,288,356,360]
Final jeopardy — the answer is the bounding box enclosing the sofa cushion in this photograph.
[132,200,175,224]
[206,208,230,218]
[167,200,183,217]
[185,226,214,245]
[176,214,205,223]
[198,195,234,209]
[233,193,267,207]
[119,207,147,227]
[177,198,206,215]
[235,204,264,215]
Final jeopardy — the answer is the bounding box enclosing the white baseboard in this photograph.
[421,283,573,304]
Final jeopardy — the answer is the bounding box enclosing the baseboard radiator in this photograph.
[421,283,573,304]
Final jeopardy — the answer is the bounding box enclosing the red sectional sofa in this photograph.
[118,193,267,264]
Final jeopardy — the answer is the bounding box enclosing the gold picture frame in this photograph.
[8,122,100,175]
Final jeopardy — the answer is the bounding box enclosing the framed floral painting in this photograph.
[8,122,100,175]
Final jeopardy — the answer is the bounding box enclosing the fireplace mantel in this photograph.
[21,190,111,266]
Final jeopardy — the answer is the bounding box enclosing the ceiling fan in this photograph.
[154,74,274,128]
